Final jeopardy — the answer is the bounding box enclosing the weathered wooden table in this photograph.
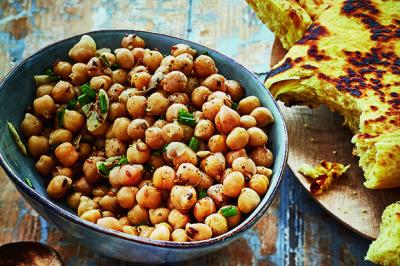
[0,1,374,265]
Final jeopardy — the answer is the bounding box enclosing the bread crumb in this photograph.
[310,138,314,143]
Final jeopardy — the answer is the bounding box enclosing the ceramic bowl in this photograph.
[0,30,288,263]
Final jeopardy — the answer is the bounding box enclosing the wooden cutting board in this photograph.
[270,39,400,239]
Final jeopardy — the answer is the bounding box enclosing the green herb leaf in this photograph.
[43,68,55,76]
[231,102,238,111]
[198,189,207,199]
[143,163,154,172]
[220,206,238,218]
[98,163,110,176]
[110,63,120,70]
[78,94,94,107]
[66,99,78,109]
[177,109,196,126]
[24,177,34,189]
[117,156,129,166]
[152,150,162,156]
[162,143,169,153]
[99,93,107,113]
[7,121,27,156]
[56,108,65,127]
[80,83,96,98]
[202,51,210,56]
[188,136,200,152]
[100,54,110,67]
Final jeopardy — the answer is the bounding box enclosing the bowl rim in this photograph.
[0,29,288,248]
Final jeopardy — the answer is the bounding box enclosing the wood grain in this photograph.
[0,0,375,265]
[270,38,400,239]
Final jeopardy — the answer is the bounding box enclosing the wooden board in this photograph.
[270,39,400,239]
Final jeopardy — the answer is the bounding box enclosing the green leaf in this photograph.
[7,121,27,156]
[162,143,169,153]
[220,206,238,218]
[99,93,107,113]
[78,94,94,107]
[152,150,162,156]
[198,189,207,199]
[24,178,34,189]
[177,109,196,126]
[110,63,120,70]
[66,99,77,110]
[98,163,110,176]
[117,156,129,166]
[80,83,96,98]
[56,108,65,127]
[188,136,200,152]
[100,54,110,67]
[231,102,238,111]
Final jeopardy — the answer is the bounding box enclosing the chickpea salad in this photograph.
[10,33,275,242]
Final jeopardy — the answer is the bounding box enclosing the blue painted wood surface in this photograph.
[0,0,375,265]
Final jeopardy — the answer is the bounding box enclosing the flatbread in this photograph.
[265,0,400,189]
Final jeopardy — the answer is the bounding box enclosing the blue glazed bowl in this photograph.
[0,30,288,263]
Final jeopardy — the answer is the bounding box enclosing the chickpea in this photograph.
[53,61,72,80]
[126,95,146,119]
[112,69,128,84]
[145,127,165,150]
[247,127,268,147]
[33,95,55,119]
[250,146,274,167]
[204,213,228,236]
[83,156,104,183]
[36,84,54,97]
[201,74,226,92]
[218,205,242,229]
[193,55,218,78]
[49,129,73,146]
[70,63,89,85]
[86,57,105,77]
[73,176,92,195]
[146,92,169,115]
[27,136,49,158]
[207,91,231,104]
[55,142,79,167]
[165,143,197,167]
[143,49,163,72]
[193,197,216,222]
[226,127,249,150]
[63,110,84,133]
[166,103,188,122]
[168,93,190,105]
[107,84,124,102]
[161,123,184,144]
[153,119,168,129]
[201,153,225,181]
[115,165,142,187]
[90,75,112,90]
[202,98,224,121]
[99,194,120,213]
[115,48,135,69]
[118,216,130,226]
[150,154,165,170]
[127,140,150,164]
[77,196,98,216]
[67,192,82,209]
[101,211,116,218]
[152,165,173,190]
[171,228,188,242]
[92,185,109,197]
[68,35,96,62]
[250,107,275,127]
[97,217,123,232]
[256,166,272,178]
[185,223,213,241]
[133,48,145,63]
[177,124,193,143]
[226,149,247,165]
[149,223,171,241]
[148,208,170,225]
[175,163,202,186]
[90,121,109,138]
[238,188,260,214]
[52,166,74,179]
[171,53,193,76]
[127,204,149,225]
[170,185,197,212]
[222,171,245,198]
[207,184,229,208]
[127,119,149,140]
[232,157,257,177]
[162,71,187,93]
[105,138,127,157]
[51,81,75,103]
[194,119,215,141]
[238,96,260,115]
[108,102,128,122]
[21,113,43,137]
[215,106,241,135]
[131,72,151,90]
[135,184,162,209]
[196,172,213,190]
[122,225,138,236]
[240,115,257,129]
[121,34,145,49]
[35,155,55,176]
[138,180,154,189]
[108,166,121,188]
[225,80,244,102]
[249,174,269,196]
[112,117,131,141]
[101,51,117,65]
[207,135,227,153]
[80,209,101,223]
[185,76,199,95]
[130,65,149,76]
[47,175,72,199]
[168,209,190,230]
[171,44,197,57]
[105,125,114,139]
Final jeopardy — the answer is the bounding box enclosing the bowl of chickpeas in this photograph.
[0,30,288,263]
